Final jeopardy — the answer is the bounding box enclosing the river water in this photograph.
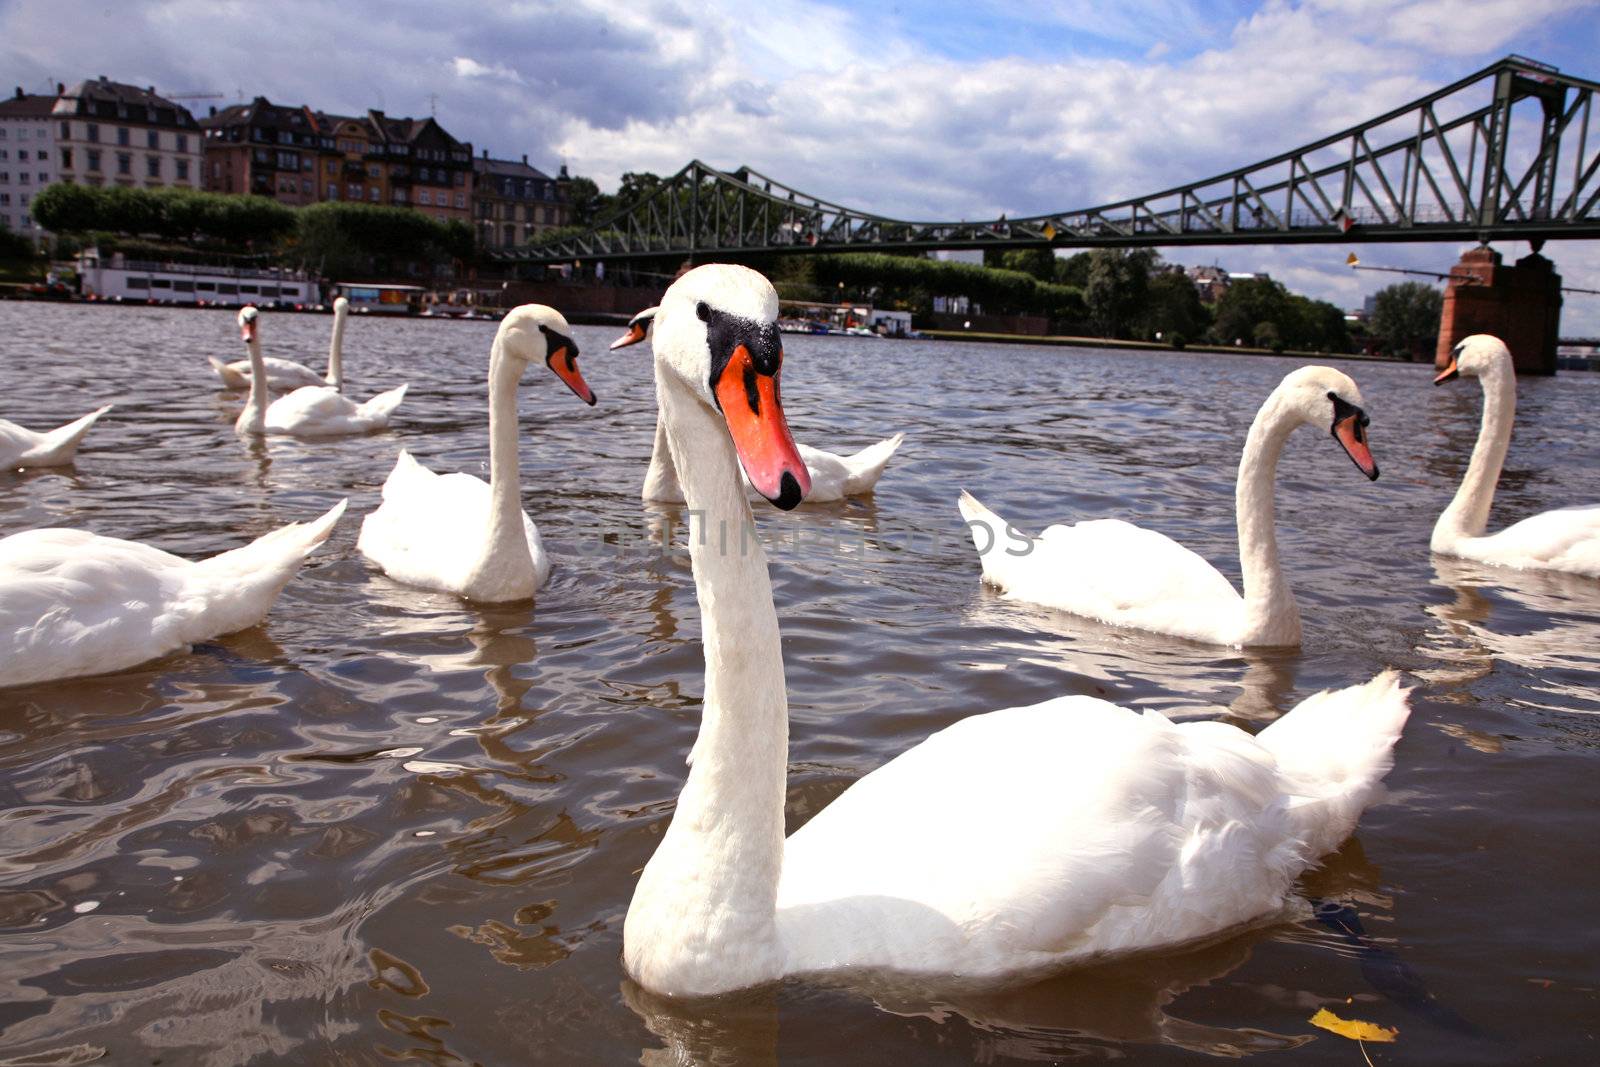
[0,302,1596,1065]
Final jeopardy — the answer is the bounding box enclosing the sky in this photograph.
[4,0,1600,328]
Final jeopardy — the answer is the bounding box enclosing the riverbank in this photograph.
[919,327,1408,362]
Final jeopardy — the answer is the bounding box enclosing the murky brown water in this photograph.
[1,301,1597,1065]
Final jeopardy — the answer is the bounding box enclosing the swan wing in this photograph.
[264,386,360,435]
[959,492,1241,641]
[0,419,43,469]
[790,434,906,500]
[217,357,326,392]
[1464,505,1600,576]
[778,697,1297,978]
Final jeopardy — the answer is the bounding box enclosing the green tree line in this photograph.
[29,183,473,280]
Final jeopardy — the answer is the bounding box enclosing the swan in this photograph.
[260,299,408,436]
[1431,334,1600,576]
[958,366,1380,647]
[1,405,114,470]
[208,299,344,392]
[621,262,1412,999]
[0,498,346,689]
[356,303,595,602]
[612,306,907,502]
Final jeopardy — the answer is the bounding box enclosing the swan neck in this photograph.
[1434,368,1515,550]
[326,308,346,390]
[483,339,529,567]
[642,406,682,500]
[239,336,267,434]
[626,370,789,992]
[1235,393,1298,644]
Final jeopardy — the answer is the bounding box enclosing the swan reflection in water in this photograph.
[1418,555,1600,717]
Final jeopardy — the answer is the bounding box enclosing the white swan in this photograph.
[621,263,1412,999]
[612,306,907,502]
[958,366,1380,647]
[208,299,344,392]
[1431,334,1600,576]
[1,405,114,470]
[0,499,346,689]
[261,299,408,436]
[356,303,595,602]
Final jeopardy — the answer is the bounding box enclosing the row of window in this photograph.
[124,278,302,297]
[61,122,191,153]
[478,203,564,224]
[0,192,27,206]
[0,172,50,184]
[59,148,190,180]
[0,149,50,161]
[0,125,48,140]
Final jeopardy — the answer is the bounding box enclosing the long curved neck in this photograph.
[325,309,346,389]
[237,335,267,434]
[1433,367,1515,551]
[1235,391,1300,645]
[642,406,683,500]
[481,337,530,571]
[625,368,789,994]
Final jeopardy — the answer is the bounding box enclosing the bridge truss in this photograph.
[500,55,1600,267]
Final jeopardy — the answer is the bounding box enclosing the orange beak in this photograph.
[1433,357,1460,386]
[546,344,595,406]
[713,343,809,509]
[1332,411,1379,480]
[610,320,649,350]
[239,320,257,343]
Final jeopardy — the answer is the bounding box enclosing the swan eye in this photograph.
[696,301,712,322]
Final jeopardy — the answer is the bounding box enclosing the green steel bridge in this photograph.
[496,55,1600,269]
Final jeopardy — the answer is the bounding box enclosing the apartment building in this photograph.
[0,87,58,240]
[53,77,202,191]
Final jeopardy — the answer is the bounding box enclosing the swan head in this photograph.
[333,295,349,317]
[1277,365,1379,481]
[613,264,810,510]
[237,305,259,344]
[497,303,595,405]
[1433,334,1509,385]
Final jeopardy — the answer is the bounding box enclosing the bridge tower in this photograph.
[1436,246,1563,375]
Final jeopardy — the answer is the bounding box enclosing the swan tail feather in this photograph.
[35,405,113,464]
[841,432,906,493]
[957,490,1033,589]
[356,383,408,424]
[193,499,347,584]
[209,357,248,389]
[1258,671,1411,860]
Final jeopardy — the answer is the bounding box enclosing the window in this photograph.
[0,172,8,184]
[240,284,258,294]
[281,286,299,298]
[0,194,7,205]
[218,282,237,295]
[146,156,160,177]
[325,160,336,175]
[368,164,379,177]
[391,187,406,203]
[117,127,129,146]
[86,123,99,142]
[197,282,216,291]
[36,172,46,183]
[176,134,187,153]
[146,130,159,149]
[301,178,310,194]
[367,186,379,202]
[327,183,337,199]
[211,161,220,178]
[87,149,101,171]
[59,120,69,139]
[453,192,463,208]
[19,173,28,185]
[150,278,172,289]
[126,276,149,289]
[173,280,194,293]
[176,159,188,181]
[35,150,45,161]
[454,171,464,185]
[0,149,6,160]
[347,183,361,199]
[117,152,131,175]
[19,193,27,206]
[418,189,431,205]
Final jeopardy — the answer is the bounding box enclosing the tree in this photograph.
[563,175,609,226]
[1211,276,1291,347]
[1369,281,1443,359]
[1054,252,1092,288]
[1138,270,1209,344]
[1085,249,1156,338]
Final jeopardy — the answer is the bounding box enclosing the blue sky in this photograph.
[4,0,1600,327]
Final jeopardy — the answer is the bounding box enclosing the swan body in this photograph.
[0,405,113,469]
[1432,334,1600,576]
[0,499,346,689]
[959,366,1380,647]
[621,264,1411,999]
[357,304,594,602]
[209,298,348,392]
[613,306,907,502]
[263,383,408,436]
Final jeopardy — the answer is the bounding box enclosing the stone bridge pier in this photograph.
[1436,246,1563,374]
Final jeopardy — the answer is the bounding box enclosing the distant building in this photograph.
[930,249,984,265]
[200,96,323,205]
[472,151,570,251]
[1186,264,1230,304]
[200,96,474,222]
[0,86,59,240]
[53,77,202,192]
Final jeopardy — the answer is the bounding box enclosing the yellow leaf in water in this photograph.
[1310,1007,1399,1043]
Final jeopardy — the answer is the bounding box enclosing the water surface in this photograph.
[1,303,1597,1064]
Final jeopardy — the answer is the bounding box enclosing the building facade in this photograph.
[0,87,58,240]
[472,152,570,251]
[201,97,473,221]
[53,77,202,192]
